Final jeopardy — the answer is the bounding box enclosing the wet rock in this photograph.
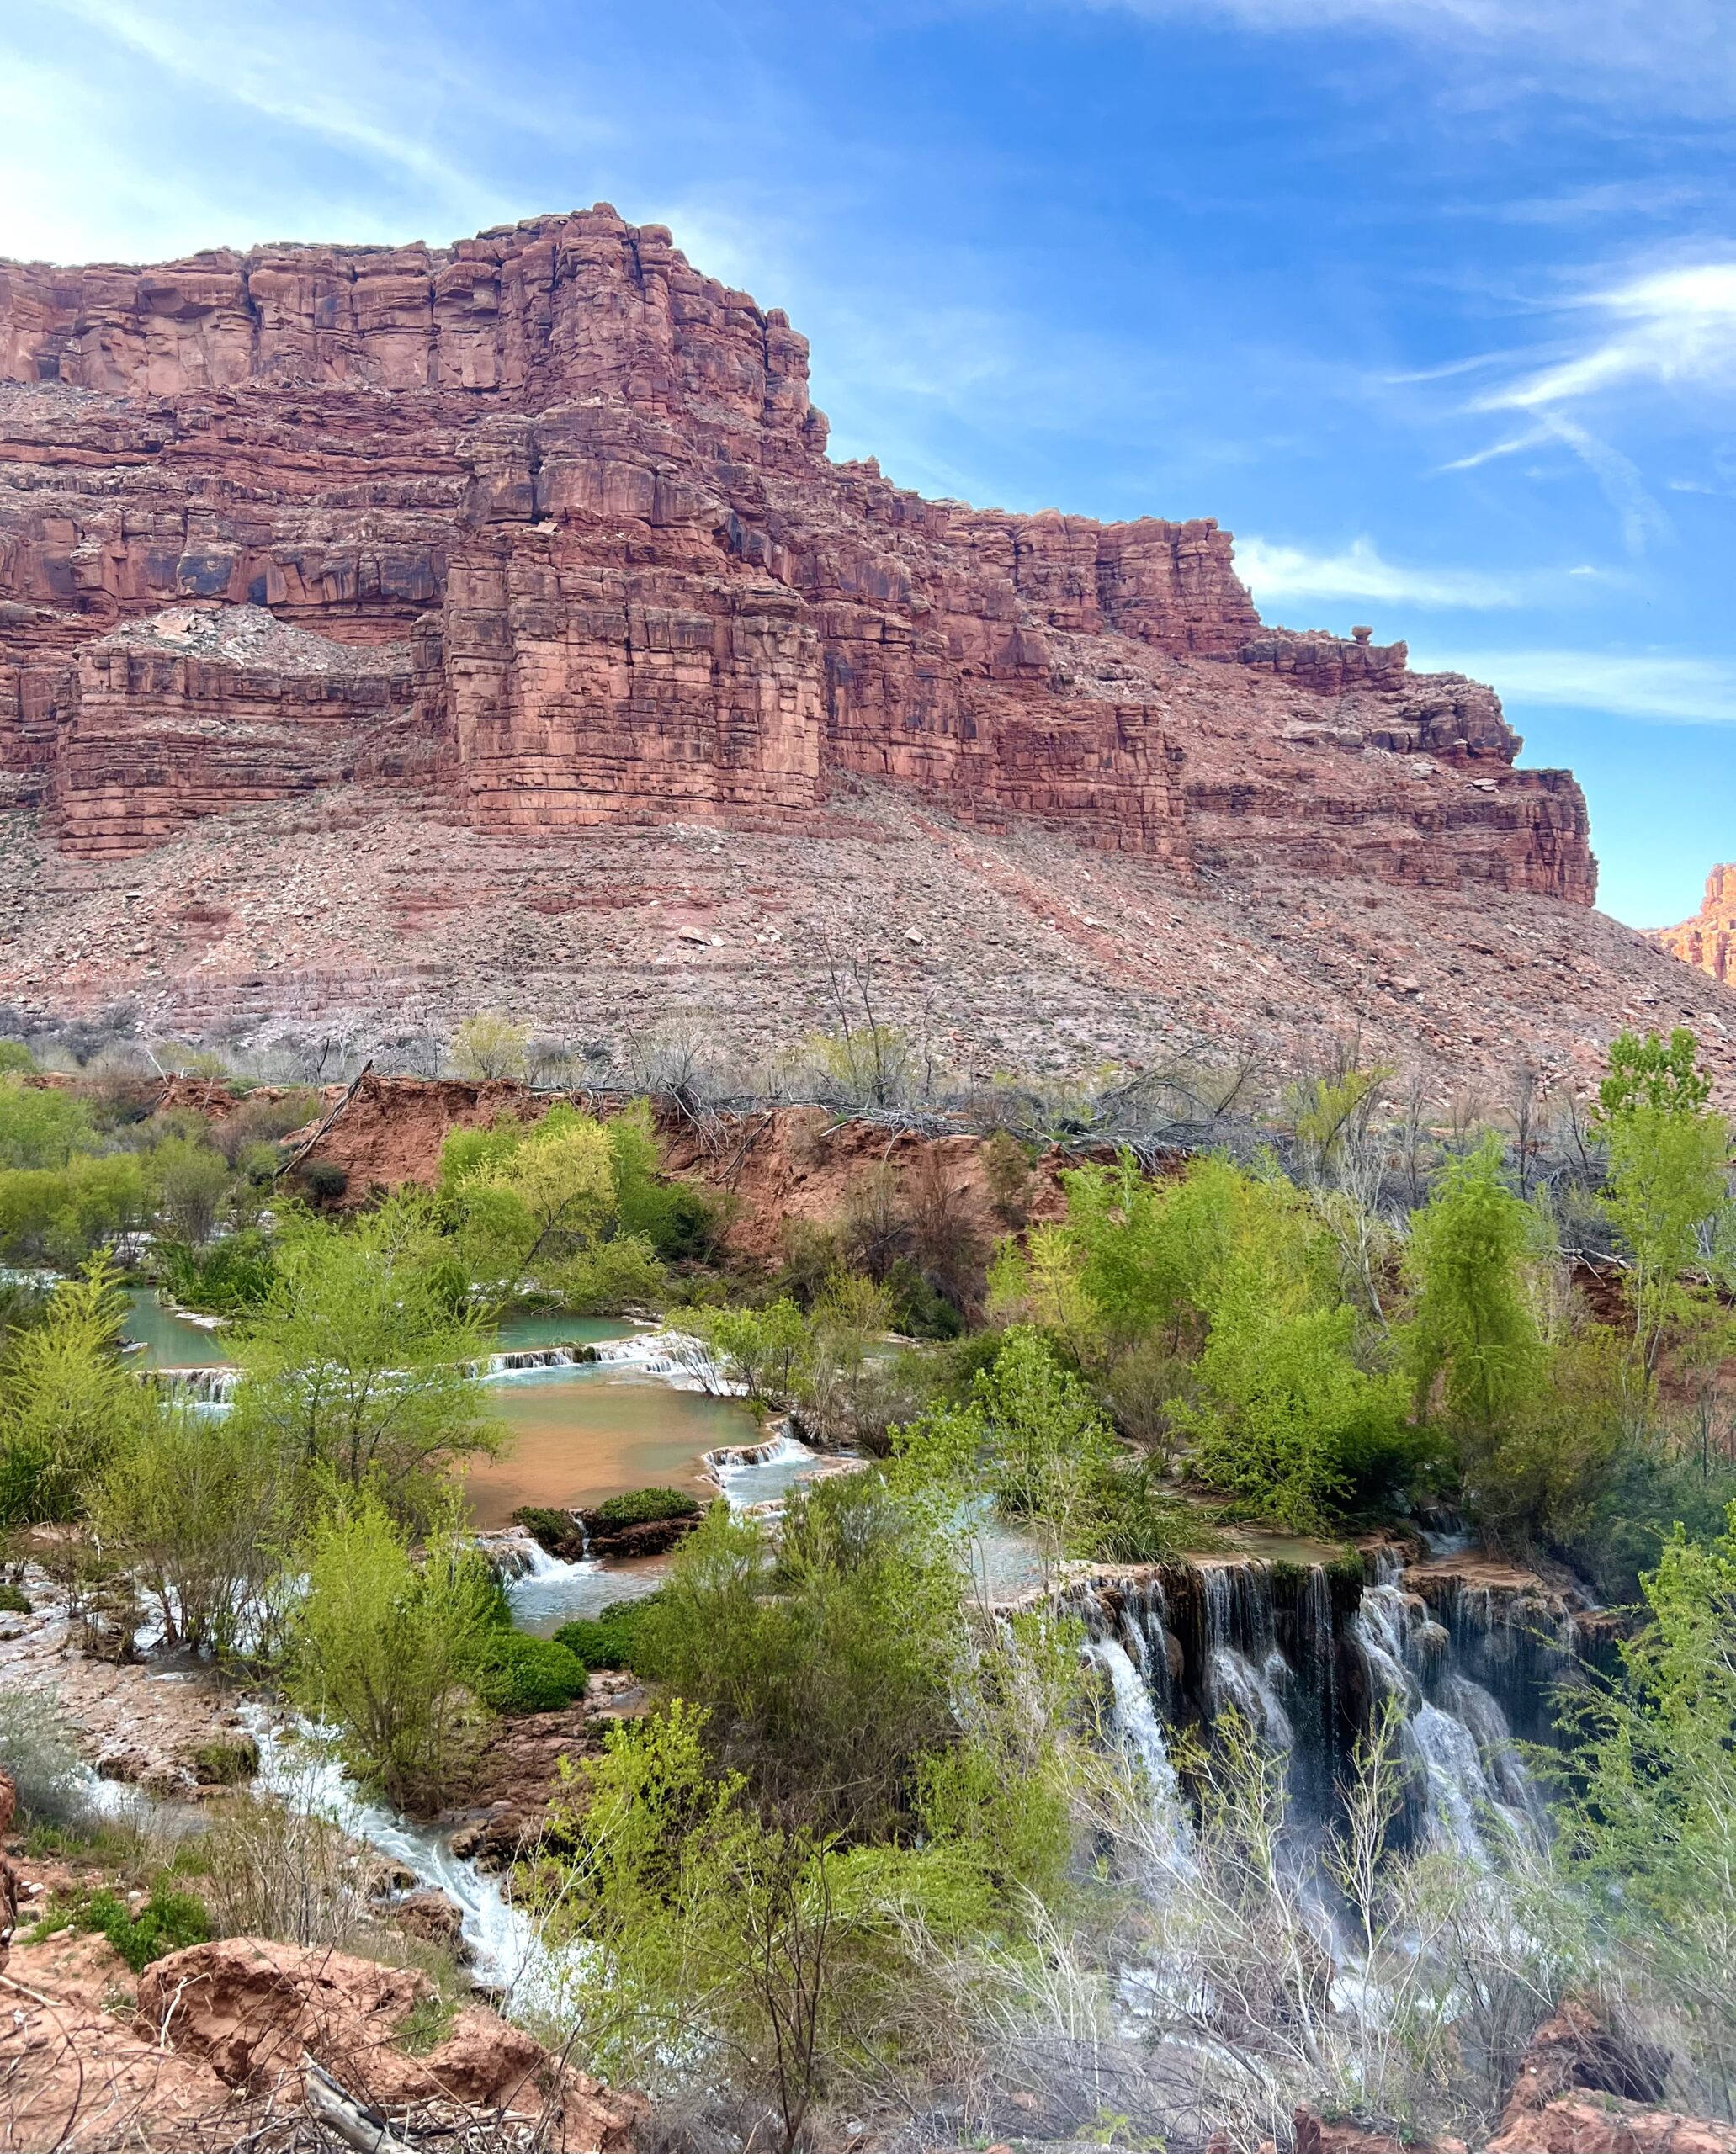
[390,1887,469,1954]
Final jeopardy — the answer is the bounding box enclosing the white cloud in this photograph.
[1406,647,1736,724]
[1234,535,1521,610]
[1478,263,1736,413]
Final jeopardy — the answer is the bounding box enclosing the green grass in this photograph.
[34,1879,212,1972]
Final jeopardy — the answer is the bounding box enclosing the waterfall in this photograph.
[1351,1568,1548,1857]
[1083,1634,1193,1871]
[143,1366,238,1406]
[1200,1562,1294,1753]
[474,1344,599,1377]
[239,1705,561,2008]
[1059,1541,1566,1860]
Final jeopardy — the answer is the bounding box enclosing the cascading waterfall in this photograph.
[239,1704,559,2007]
[145,1366,238,1406]
[1075,1545,1562,1861]
[1200,1562,1295,1754]
[1082,1632,1193,1871]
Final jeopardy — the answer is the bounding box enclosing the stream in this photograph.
[109,1293,1601,2009]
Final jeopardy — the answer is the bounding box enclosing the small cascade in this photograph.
[1200,1562,1294,1754]
[590,1329,735,1391]
[703,1430,815,1477]
[241,1706,556,2005]
[1350,1570,1547,1856]
[475,1344,599,1378]
[143,1365,238,1406]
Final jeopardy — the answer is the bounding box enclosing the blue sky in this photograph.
[3,0,1733,930]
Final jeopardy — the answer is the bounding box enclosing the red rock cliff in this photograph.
[0,208,1594,900]
[1657,865,1736,984]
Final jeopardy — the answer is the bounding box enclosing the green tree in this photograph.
[1560,1503,1736,2095]
[1405,1135,1545,1440]
[1598,1026,1714,1122]
[0,1255,144,1525]
[93,1400,292,1653]
[289,1487,497,1812]
[230,1196,500,1520]
[1594,1030,1730,1403]
[449,1012,529,1082]
[972,1324,1117,1546]
[149,1132,233,1247]
[633,1474,964,1839]
[438,1104,624,1296]
[0,1153,151,1267]
[685,1297,811,1406]
[0,1075,97,1170]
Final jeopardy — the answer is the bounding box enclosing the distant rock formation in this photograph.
[1658,865,1736,985]
[0,208,1593,901]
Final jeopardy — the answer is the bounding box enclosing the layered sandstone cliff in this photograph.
[1658,865,1736,985]
[0,209,1594,900]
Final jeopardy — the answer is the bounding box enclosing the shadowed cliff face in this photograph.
[0,206,1592,905]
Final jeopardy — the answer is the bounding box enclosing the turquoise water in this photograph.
[120,1291,758,1526]
[123,1290,232,1368]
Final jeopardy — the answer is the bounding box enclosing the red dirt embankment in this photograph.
[278,1072,1076,1275]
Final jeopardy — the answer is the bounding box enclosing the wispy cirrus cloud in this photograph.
[1408,647,1736,725]
[1476,263,1736,413]
[1068,0,1736,114]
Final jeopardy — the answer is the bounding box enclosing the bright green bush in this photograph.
[157,1230,278,1314]
[471,1629,589,1714]
[289,1489,499,1813]
[0,1256,146,1525]
[554,1594,662,1672]
[0,1076,97,1170]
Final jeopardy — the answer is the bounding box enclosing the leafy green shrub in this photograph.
[157,1231,278,1314]
[289,1490,499,1812]
[55,1879,212,1971]
[554,1594,663,1673]
[471,1629,588,1713]
[0,1582,30,1614]
[192,1737,260,1785]
[591,1487,701,1529]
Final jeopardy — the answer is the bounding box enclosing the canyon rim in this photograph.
[1,206,1730,1091]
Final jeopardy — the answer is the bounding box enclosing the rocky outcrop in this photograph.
[0,209,1592,906]
[0,1927,644,2151]
[1658,866,1736,986]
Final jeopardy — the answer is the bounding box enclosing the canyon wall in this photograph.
[1657,865,1736,986]
[0,209,1593,899]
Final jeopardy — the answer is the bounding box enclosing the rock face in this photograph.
[0,209,1593,902]
[1658,865,1736,985]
